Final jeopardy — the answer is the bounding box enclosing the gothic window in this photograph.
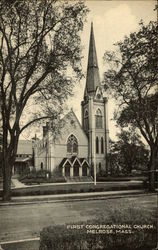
[101,137,104,154]
[96,109,102,128]
[96,137,99,154]
[67,134,78,154]
[84,110,89,130]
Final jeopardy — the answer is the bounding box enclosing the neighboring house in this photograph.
[13,140,33,175]
[33,23,109,178]
[0,131,33,176]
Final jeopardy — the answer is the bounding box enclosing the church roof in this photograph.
[84,22,100,97]
[62,109,88,139]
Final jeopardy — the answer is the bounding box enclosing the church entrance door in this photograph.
[74,163,79,176]
[65,164,70,177]
[82,163,88,176]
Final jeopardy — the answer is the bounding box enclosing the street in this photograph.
[0,194,157,244]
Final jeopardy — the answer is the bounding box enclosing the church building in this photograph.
[34,23,109,179]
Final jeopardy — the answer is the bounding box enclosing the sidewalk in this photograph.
[11,178,26,188]
[0,189,154,206]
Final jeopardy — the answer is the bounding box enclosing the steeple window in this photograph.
[96,137,99,154]
[67,134,78,154]
[84,110,89,130]
[96,109,102,128]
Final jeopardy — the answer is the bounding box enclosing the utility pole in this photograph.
[94,141,96,186]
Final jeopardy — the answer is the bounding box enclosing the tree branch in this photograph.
[20,115,52,134]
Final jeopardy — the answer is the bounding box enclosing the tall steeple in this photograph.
[81,22,109,175]
[84,22,100,97]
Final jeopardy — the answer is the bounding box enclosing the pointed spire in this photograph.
[84,22,100,97]
[88,22,98,68]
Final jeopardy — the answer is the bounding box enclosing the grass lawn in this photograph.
[40,194,157,250]
[0,180,145,197]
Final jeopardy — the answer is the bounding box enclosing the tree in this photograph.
[103,21,158,190]
[0,0,88,201]
[109,130,149,176]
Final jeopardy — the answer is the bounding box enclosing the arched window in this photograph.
[84,110,89,130]
[67,134,78,154]
[96,137,99,154]
[101,137,104,154]
[95,109,102,128]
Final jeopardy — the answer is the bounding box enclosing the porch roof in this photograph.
[15,157,32,163]
[59,156,89,168]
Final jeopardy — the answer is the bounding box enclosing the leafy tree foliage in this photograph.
[109,130,149,176]
[104,21,158,190]
[0,0,88,200]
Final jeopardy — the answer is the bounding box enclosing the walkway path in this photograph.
[11,179,26,188]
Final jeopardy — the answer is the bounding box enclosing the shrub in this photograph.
[96,176,147,182]
[96,169,107,178]
[40,206,156,250]
[19,168,66,184]
[20,175,66,185]
[22,178,47,184]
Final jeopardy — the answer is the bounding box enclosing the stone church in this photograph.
[33,23,109,178]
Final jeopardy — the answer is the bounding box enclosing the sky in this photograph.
[66,0,157,141]
[21,0,157,141]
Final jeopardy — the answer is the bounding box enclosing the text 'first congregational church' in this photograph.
[33,23,109,179]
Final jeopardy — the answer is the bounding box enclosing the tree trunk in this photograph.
[148,147,157,192]
[2,156,12,201]
[2,128,20,201]
[149,171,155,192]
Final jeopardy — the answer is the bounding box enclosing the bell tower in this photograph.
[81,23,109,174]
